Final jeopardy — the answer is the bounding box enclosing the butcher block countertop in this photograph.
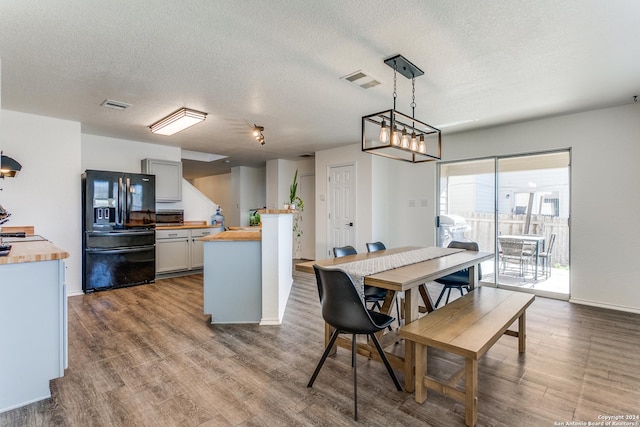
[0,240,70,265]
[156,221,213,230]
[202,230,262,242]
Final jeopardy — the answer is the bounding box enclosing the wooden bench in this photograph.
[399,287,535,427]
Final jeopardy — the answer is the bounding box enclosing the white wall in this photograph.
[81,134,217,221]
[314,103,640,313]
[315,143,373,258]
[193,173,231,216]
[1,110,83,294]
[230,166,266,227]
[442,103,640,313]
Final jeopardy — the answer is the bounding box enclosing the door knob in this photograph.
[346,222,354,226]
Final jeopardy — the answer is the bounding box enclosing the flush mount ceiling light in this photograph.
[150,108,207,136]
[362,54,441,163]
[252,124,265,145]
[0,154,22,178]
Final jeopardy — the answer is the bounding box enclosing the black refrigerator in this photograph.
[82,169,156,293]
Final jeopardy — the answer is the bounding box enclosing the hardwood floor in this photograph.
[2,269,639,426]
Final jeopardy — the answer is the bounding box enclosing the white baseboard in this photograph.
[569,297,640,314]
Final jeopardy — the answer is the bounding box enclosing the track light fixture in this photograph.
[253,125,265,145]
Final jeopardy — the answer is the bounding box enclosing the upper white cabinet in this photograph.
[142,158,182,202]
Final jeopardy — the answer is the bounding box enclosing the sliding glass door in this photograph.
[437,150,570,299]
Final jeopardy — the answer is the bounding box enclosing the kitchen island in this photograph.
[0,239,69,413]
[202,210,293,325]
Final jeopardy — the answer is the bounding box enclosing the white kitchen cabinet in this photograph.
[141,158,182,202]
[156,227,221,275]
[156,229,190,273]
[0,259,67,412]
[189,228,218,269]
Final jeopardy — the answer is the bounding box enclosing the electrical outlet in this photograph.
[421,199,428,207]
[408,200,416,208]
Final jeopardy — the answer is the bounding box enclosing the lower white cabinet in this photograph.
[0,259,67,412]
[156,227,220,274]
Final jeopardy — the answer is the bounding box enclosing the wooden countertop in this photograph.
[202,230,262,242]
[228,226,262,231]
[0,240,70,265]
[156,221,214,230]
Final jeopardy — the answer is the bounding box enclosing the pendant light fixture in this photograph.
[362,54,441,163]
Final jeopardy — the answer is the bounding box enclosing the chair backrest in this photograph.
[448,240,482,280]
[366,241,386,252]
[313,265,382,332]
[499,239,525,257]
[546,233,557,254]
[333,245,357,257]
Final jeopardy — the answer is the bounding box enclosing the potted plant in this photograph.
[289,169,304,258]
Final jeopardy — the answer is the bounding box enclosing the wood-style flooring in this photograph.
[2,268,639,426]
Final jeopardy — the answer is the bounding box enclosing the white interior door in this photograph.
[328,164,356,257]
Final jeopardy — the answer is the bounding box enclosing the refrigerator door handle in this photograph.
[116,177,124,227]
[126,177,132,224]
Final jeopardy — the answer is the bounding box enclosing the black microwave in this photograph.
[156,210,184,226]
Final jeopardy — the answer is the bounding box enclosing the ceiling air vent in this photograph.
[100,99,132,111]
[298,153,315,158]
[341,70,381,89]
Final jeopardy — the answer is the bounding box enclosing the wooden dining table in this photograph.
[295,246,494,391]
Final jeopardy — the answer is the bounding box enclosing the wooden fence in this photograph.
[459,212,569,267]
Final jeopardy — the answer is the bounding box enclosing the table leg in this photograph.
[534,242,539,280]
[468,264,479,290]
[465,358,478,427]
[403,288,420,392]
[414,343,427,403]
[418,284,435,313]
[518,311,526,353]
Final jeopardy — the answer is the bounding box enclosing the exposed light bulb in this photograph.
[391,126,400,146]
[410,131,418,151]
[401,128,409,148]
[418,134,427,153]
[379,119,389,144]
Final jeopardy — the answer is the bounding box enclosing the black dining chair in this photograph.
[365,242,401,326]
[333,245,392,329]
[308,265,402,421]
[434,240,482,308]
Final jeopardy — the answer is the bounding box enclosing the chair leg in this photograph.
[352,333,358,421]
[369,333,402,391]
[444,287,452,305]
[435,286,447,308]
[395,297,401,326]
[307,328,341,388]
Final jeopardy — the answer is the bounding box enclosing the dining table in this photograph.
[498,234,546,280]
[295,246,494,391]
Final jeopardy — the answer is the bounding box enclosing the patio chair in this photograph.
[538,233,557,278]
[499,238,533,277]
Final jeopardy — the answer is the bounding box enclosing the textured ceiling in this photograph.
[1,0,639,178]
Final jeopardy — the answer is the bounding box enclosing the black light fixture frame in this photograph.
[362,54,441,163]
